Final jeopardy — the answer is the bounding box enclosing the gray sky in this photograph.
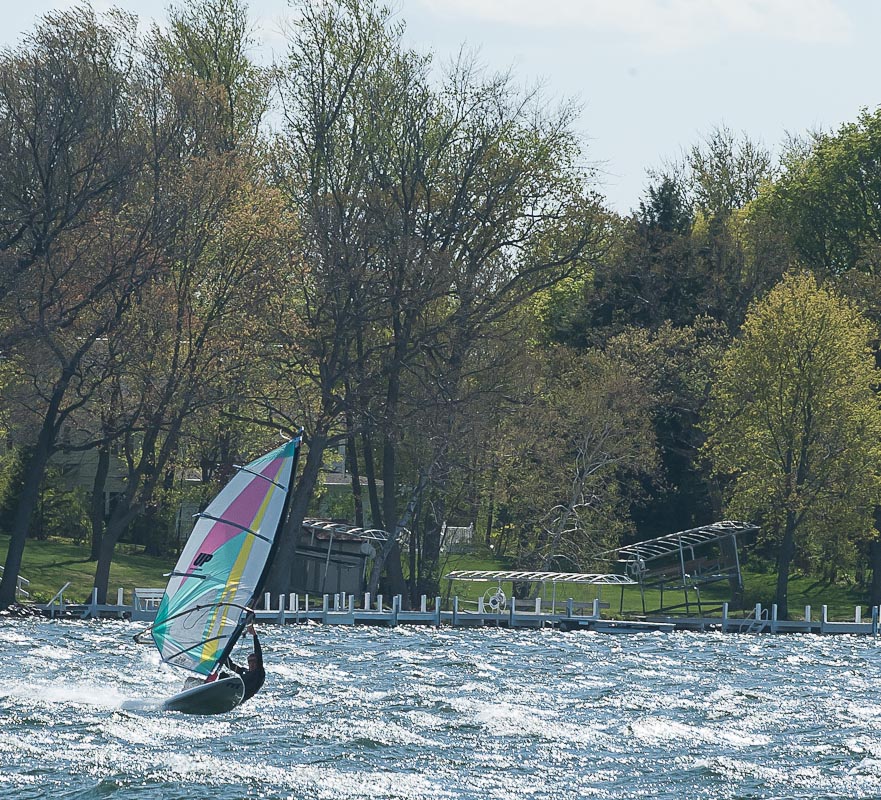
[5,0,880,213]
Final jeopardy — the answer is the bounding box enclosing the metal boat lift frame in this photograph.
[444,569,636,616]
[594,520,758,616]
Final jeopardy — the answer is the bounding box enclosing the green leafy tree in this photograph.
[604,318,729,537]
[270,0,605,603]
[763,111,881,275]
[703,272,881,618]
[490,345,658,574]
[0,8,153,608]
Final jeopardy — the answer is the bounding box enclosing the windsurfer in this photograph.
[222,623,265,703]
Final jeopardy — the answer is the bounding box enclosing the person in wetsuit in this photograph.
[224,622,265,702]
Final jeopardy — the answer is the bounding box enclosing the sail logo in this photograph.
[193,552,214,568]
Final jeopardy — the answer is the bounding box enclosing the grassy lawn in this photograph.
[1,534,874,619]
[439,546,872,621]
[0,534,172,604]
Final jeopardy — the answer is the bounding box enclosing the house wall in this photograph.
[292,540,369,596]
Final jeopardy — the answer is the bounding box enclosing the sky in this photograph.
[4,0,881,214]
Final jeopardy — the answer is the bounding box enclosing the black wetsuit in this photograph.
[225,632,265,702]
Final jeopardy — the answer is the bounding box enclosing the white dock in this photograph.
[35,591,881,636]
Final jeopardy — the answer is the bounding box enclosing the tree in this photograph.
[85,0,282,603]
[686,125,775,219]
[160,0,270,154]
[269,0,606,602]
[603,318,729,537]
[0,8,152,607]
[759,109,881,603]
[351,49,606,602]
[486,342,658,574]
[762,112,881,275]
[702,272,881,618]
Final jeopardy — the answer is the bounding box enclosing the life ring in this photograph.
[483,587,506,613]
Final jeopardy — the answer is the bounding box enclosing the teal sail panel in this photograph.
[150,438,299,675]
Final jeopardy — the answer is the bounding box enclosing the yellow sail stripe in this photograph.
[199,472,281,666]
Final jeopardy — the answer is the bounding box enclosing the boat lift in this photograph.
[443,569,636,616]
[593,520,759,616]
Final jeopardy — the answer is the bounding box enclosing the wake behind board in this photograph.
[162,674,245,715]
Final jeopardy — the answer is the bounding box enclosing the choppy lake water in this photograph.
[3,619,881,799]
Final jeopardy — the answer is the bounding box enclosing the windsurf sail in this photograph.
[140,437,300,676]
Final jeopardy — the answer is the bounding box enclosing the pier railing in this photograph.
[34,589,881,635]
[0,565,30,600]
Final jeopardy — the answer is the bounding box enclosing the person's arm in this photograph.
[249,624,263,668]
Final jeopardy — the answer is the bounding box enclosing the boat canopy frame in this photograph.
[445,569,635,585]
[592,520,758,616]
[444,569,637,616]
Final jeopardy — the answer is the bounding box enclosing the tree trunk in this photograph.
[93,503,141,604]
[346,426,365,529]
[93,526,119,606]
[870,507,881,607]
[375,433,408,603]
[0,416,56,607]
[89,445,110,562]
[360,426,383,528]
[265,430,328,596]
[485,492,495,547]
[722,533,744,609]
[775,514,797,620]
[871,538,881,608]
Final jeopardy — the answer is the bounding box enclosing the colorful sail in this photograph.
[149,438,300,675]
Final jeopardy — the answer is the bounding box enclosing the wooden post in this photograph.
[805,605,811,623]
[510,596,516,626]
[821,604,828,634]
[771,603,778,633]
[721,602,728,633]
[364,592,371,610]
[856,606,862,624]
[420,595,427,613]
[592,598,600,619]
[566,598,573,618]
[278,595,286,624]
[435,596,442,627]
[534,597,541,614]
[478,596,485,614]
[453,596,459,627]
[305,594,310,613]
[117,588,124,606]
[348,594,355,613]
[377,594,383,612]
[264,592,271,611]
